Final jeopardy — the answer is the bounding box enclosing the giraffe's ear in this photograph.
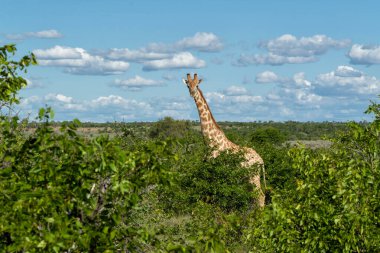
[198,79,203,84]
[182,78,188,85]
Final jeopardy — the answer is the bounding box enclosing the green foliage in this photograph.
[149,117,194,140]
[260,103,380,252]
[0,115,174,252]
[161,151,255,214]
[256,143,293,191]
[251,126,287,145]
[0,44,37,109]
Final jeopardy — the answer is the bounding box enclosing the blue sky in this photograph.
[2,0,380,122]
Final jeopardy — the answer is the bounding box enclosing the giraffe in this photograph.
[182,73,265,208]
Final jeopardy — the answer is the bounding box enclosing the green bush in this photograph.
[259,99,380,252]
[149,117,193,140]
[0,111,174,252]
[159,150,256,214]
[251,126,287,145]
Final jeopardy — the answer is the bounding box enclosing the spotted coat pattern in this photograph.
[183,73,265,207]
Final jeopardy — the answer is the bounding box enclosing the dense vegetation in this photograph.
[1,45,379,252]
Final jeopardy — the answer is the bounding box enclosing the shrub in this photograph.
[149,117,193,140]
[260,99,380,252]
[159,150,256,214]
[251,126,287,145]
[0,112,174,252]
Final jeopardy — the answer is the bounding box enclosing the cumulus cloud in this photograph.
[204,86,263,117]
[291,88,322,105]
[234,52,317,66]
[251,66,379,120]
[204,90,264,119]
[175,32,223,52]
[334,65,363,77]
[113,75,164,91]
[41,93,85,111]
[142,52,206,71]
[223,85,249,96]
[255,71,282,83]
[315,65,380,95]
[146,32,223,53]
[34,46,130,75]
[34,46,83,59]
[293,72,311,87]
[47,32,218,73]
[234,34,350,66]
[90,95,151,110]
[106,48,170,62]
[260,34,350,57]
[17,93,195,122]
[105,32,222,64]
[45,93,74,103]
[6,29,63,40]
[255,71,310,86]
[348,44,380,65]
[264,72,321,106]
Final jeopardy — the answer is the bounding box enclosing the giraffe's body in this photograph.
[183,73,265,207]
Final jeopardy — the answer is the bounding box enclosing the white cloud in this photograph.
[254,67,380,118]
[34,46,130,75]
[34,46,83,59]
[255,71,310,87]
[334,65,363,77]
[234,52,316,66]
[175,32,223,52]
[234,34,350,66]
[292,88,322,105]
[315,65,380,95]
[260,34,350,57]
[45,93,73,103]
[106,48,170,62]
[204,88,263,117]
[6,29,63,40]
[142,52,206,71]
[90,95,152,111]
[146,32,223,53]
[255,71,281,83]
[293,72,311,87]
[40,93,85,111]
[18,94,195,122]
[113,75,164,91]
[223,85,248,96]
[38,32,219,75]
[29,30,63,38]
[230,95,263,103]
[348,44,380,65]
[104,32,222,67]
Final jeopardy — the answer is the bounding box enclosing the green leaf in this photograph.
[37,240,47,248]
[45,217,55,223]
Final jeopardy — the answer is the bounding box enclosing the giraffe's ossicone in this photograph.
[182,73,265,207]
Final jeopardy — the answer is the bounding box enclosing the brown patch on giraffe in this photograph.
[197,89,222,131]
[184,73,265,208]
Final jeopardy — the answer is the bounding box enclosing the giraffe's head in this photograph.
[182,73,202,97]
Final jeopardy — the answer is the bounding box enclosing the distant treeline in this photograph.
[26,118,364,141]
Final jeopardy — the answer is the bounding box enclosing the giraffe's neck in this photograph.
[193,88,230,149]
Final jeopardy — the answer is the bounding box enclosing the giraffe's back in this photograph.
[242,147,264,167]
